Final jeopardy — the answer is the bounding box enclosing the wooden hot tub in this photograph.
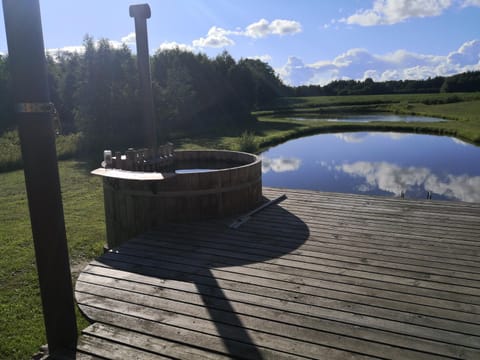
[92,150,262,248]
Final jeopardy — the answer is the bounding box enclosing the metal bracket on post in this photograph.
[15,102,55,114]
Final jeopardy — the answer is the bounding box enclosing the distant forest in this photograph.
[0,36,479,152]
[290,71,480,97]
[0,37,286,151]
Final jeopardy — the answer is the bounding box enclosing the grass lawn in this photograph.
[0,161,105,359]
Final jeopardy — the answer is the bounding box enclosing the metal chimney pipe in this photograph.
[2,0,77,355]
[130,3,157,156]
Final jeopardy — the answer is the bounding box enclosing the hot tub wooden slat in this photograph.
[95,150,262,248]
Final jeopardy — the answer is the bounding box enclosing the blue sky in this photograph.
[1,0,479,86]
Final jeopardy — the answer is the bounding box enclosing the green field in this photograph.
[0,92,479,358]
[0,161,105,359]
[253,92,480,146]
[261,92,480,110]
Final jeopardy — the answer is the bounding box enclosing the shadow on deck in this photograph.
[75,187,480,359]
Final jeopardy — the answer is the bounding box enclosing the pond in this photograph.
[291,114,446,122]
[261,132,480,202]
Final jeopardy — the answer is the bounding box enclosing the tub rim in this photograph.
[91,149,261,181]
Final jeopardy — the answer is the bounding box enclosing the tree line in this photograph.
[0,36,479,153]
[290,71,480,97]
[0,36,286,153]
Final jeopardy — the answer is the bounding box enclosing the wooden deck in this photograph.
[75,187,480,359]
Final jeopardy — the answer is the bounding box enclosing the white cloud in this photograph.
[121,32,136,45]
[47,45,86,56]
[342,0,453,26]
[190,18,301,49]
[106,40,124,49]
[447,39,480,66]
[46,36,129,57]
[247,54,273,62]
[160,18,301,52]
[277,39,480,86]
[344,9,383,26]
[335,161,480,202]
[158,41,196,53]
[245,18,301,38]
[462,0,480,7]
[245,19,271,38]
[192,26,236,48]
[277,57,316,86]
[269,19,302,36]
[261,156,301,173]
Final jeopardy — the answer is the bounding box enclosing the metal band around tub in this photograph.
[15,102,55,114]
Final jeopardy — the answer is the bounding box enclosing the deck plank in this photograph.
[75,274,479,352]
[85,257,480,322]
[81,323,232,360]
[98,241,480,304]
[128,232,480,286]
[79,265,480,332]
[77,333,171,359]
[75,187,480,359]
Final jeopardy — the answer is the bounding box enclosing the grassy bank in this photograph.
[0,161,105,359]
[252,92,480,146]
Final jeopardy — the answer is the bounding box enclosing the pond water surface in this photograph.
[261,132,480,202]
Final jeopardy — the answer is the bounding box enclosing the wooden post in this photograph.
[2,0,77,355]
[129,4,157,158]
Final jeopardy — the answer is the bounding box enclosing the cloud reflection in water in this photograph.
[334,132,408,143]
[334,161,480,203]
[261,156,301,174]
[451,138,468,146]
